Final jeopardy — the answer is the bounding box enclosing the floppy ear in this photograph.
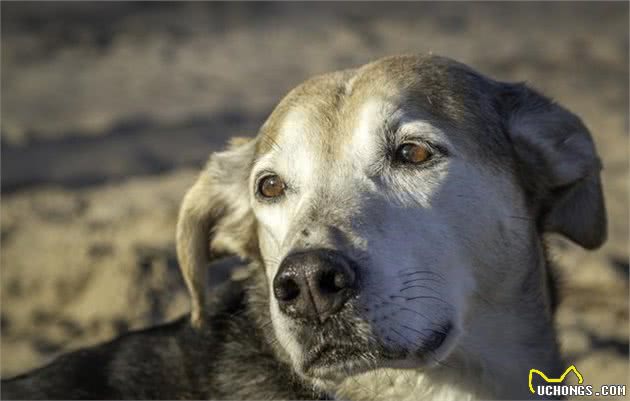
[176,137,258,328]
[500,83,606,249]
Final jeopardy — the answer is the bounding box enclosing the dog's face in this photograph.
[251,63,522,381]
[176,55,605,389]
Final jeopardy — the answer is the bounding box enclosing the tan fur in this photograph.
[176,138,258,327]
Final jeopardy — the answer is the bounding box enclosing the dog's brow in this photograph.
[251,154,274,175]
[383,115,402,144]
[397,116,453,150]
[382,112,443,147]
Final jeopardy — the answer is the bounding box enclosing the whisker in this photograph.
[381,367,396,387]
[369,297,438,324]
[225,309,249,319]
[342,365,369,399]
[397,270,445,279]
[402,277,444,285]
[399,284,443,296]
[398,319,448,338]
[389,327,415,348]
[420,326,451,336]
[507,215,534,221]
[399,324,430,337]
[395,328,452,370]
[427,350,457,369]
[389,295,454,309]
[259,320,274,330]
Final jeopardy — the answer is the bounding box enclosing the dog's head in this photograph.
[176,55,605,387]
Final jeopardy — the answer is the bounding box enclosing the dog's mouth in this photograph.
[414,321,453,360]
[301,342,390,381]
[299,321,455,380]
[302,343,370,373]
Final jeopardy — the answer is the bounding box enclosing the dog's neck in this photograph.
[331,310,561,401]
[330,256,563,401]
[331,337,561,401]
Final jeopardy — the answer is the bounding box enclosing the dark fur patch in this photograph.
[1,278,325,400]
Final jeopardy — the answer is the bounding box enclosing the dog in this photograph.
[1,54,606,400]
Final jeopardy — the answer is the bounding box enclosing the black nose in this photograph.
[273,250,357,322]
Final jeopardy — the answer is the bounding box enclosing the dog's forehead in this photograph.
[255,55,504,159]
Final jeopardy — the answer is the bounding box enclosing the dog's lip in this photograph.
[419,321,453,354]
[412,321,459,365]
[300,325,456,380]
[302,342,364,372]
[302,341,404,377]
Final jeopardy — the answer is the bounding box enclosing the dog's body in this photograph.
[2,278,323,400]
[2,55,606,400]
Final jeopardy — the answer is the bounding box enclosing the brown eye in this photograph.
[259,175,286,199]
[397,143,431,164]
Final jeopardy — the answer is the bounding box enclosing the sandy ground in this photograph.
[1,2,628,399]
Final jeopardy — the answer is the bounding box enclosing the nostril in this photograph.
[334,271,349,289]
[318,270,339,294]
[318,269,353,294]
[274,277,300,302]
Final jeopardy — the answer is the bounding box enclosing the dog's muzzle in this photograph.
[273,249,357,322]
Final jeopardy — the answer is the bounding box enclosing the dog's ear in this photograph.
[176,137,258,328]
[500,83,606,249]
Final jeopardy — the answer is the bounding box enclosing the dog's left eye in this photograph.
[258,174,286,199]
[396,143,432,164]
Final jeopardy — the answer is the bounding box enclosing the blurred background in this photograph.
[1,2,628,398]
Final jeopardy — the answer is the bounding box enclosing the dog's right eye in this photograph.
[396,143,432,164]
[258,174,286,199]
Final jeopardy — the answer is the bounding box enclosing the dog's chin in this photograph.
[297,322,459,386]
